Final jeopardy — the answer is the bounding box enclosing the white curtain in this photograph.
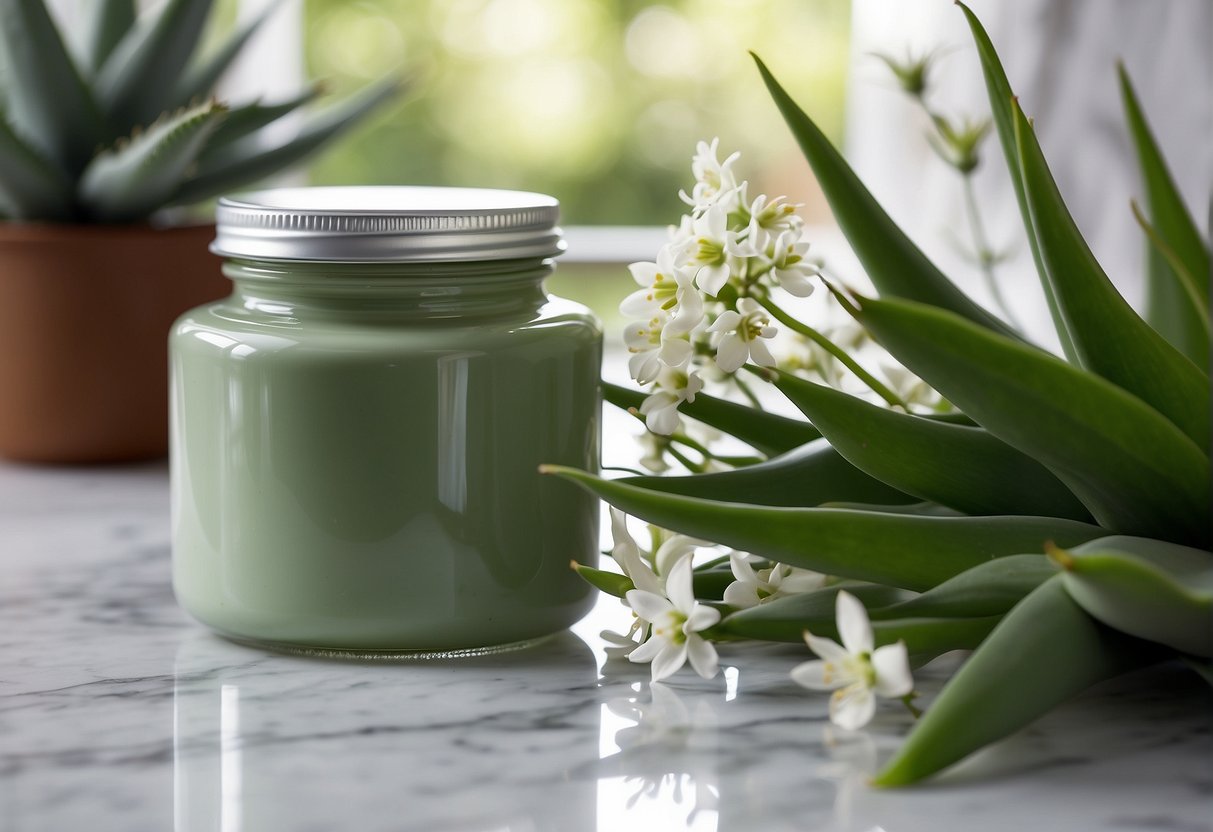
[846,0,1211,346]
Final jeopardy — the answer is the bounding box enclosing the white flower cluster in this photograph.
[622,139,820,436]
[602,510,914,729]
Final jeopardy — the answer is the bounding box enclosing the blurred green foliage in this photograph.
[301,0,850,225]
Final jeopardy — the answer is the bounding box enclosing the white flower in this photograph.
[768,229,818,298]
[637,430,671,473]
[621,245,705,336]
[791,590,913,730]
[746,193,803,250]
[626,555,721,681]
[722,553,826,609]
[680,137,742,212]
[681,206,750,297]
[706,297,778,373]
[623,314,693,384]
[638,368,704,436]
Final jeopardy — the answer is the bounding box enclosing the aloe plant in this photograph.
[549,4,1211,786]
[0,0,402,223]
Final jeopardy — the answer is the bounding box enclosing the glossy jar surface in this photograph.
[170,253,602,654]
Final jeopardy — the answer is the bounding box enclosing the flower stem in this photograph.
[667,443,705,474]
[961,173,1023,329]
[733,375,766,410]
[757,295,906,408]
[900,693,923,720]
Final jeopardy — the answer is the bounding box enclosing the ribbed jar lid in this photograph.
[212,186,564,262]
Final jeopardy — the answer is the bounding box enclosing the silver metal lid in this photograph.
[212,186,564,262]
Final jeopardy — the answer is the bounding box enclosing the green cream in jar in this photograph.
[170,187,601,655]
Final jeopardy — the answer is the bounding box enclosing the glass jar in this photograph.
[170,187,602,656]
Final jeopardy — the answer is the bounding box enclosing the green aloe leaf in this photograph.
[1050,538,1212,657]
[171,1,284,105]
[871,554,1054,620]
[0,0,108,175]
[199,85,325,160]
[717,585,999,661]
[172,76,404,206]
[855,296,1211,547]
[543,466,1105,591]
[1118,64,1211,366]
[82,0,136,71]
[767,370,1090,520]
[616,437,913,508]
[604,381,819,458]
[957,2,1076,361]
[1130,201,1210,363]
[751,52,1021,341]
[1011,99,1210,452]
[78,100,228,223]
[873,576,1160,786]
[96,0,214,130]
[0,113,72,219]
[571,562,632,599]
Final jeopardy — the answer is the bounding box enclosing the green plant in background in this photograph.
[0,0,402,223]
[548,3,1211,786]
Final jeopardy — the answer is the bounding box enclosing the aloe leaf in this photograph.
[821,501,963,517]
[873,576,1161,786]
[1118,65,1210,304]
[956,2,1076,361]
[617,437,913,508]
[83,0,136,71]
[712,583,911,641]
[767,370,1090,520]
[95,0,215,130]
[543,466,1105,591]
[0,113,72,219]
[1119,68,1211,366]
[171,1,284,104]
[871,555,1054,620]
[78,100,228,223]
[718,586,999,660]
[172,76,404,206]
[572,562,632,599]
[1051,539,1213,657]
[0,0,108,174]
[856,296,1211,547]
[199,85,325,160]
[604,381,819,457]
[1010,100,1210,452]
[750,52,1021,341]
[1130,201,1210,365]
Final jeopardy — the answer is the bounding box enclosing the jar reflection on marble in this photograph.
[170,187,602,654]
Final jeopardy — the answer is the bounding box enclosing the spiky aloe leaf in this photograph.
[871,555,1055,620]
[95,0,214,130]
[82,0,136,72]
[0,112,71,219]
[750,52,1023,342]
[1130,202,1210,363]
[616,437,913,508]
[171,0,284,105]
[1010,99,1210,453]
[78,100,228,223]
[1118,64,1211,366]
[0,0,107,175]
[957,1,1076,362]
[873,576,1160,787]
[171,76,403,206]
[200,85,324,160]
[766,370,1091,520]
[543,466,1105,592]
[854,295,1211,547]
[605,381,819,457]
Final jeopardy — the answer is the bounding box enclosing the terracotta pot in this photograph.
[0,223,227,464]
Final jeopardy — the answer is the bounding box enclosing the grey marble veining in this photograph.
[2,460,1211,832]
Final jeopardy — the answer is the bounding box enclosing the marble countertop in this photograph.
[2,459,1211,832]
